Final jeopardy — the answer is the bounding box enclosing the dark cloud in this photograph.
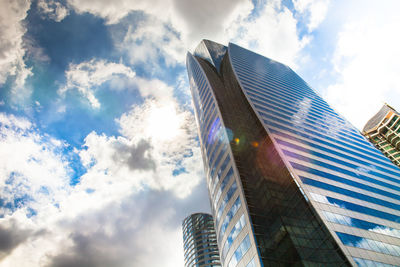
[173,0,249,44]
[112,139,156,171]
[0,221,32,260]
[48,232,121,267]
[46,179,211,267]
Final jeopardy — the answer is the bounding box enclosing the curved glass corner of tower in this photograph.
[193,40,227,73]
[186,49,260,267]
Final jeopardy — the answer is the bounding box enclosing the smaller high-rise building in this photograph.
[182,213,222,267]
[363,103,400,167]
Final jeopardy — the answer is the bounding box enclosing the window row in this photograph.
[268,125,397,175]
[227,235,251,267]
[218,196,242,243]
[287,154,400,197]
[353,257,397,267]
[337,232,400,258]
[249,93,368,147]
[301,176,400,212]
[310,192,400,223]
[275,135,400,179]
[322,211,400,239]
[216,181,238,227]
[222,214,246,260]
[259,107,388,163]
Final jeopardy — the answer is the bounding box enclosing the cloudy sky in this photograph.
[1,0,400,266]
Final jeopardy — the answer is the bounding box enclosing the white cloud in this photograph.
[0,60,206,265]
[293,0,330,32]
[37,0,69,22]
[58,77,204,264]
[0,113,71,219]
[227,1,308,67]
[0,0,33,106]
[42,95,202,265]
[0,112,71,265]
[77,96,202,200]
[59,59,136,108]
[39,186,210,267]
[66,0,160,25]
[115,16,186,67]
[59,57,181,109]
[0,86,205,265]
[133,76,175,101]
[0,112,32,130]
[0,1,337,266]
[171,0,253,48]
[44,197,184,267]
[66,0,311,71]
[107,0,253,68]
[67,0,251,44]
[66,0,255,65]
[324,1,400,130]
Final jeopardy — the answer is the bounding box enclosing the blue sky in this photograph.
[1,0,400,266]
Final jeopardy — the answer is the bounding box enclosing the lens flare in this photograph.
[251,141,259,147]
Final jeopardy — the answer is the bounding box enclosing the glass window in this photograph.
[218,197,241,242]
[250,96,363,144]
[245,258,256,267]
[353,257,397,267]
[222,214,246,260]
[227,235,251,267]
[213,167,234,209]
[286,152,400,191]
[210,144,228,179]
[266,118,392,167]
[275,136,400,178]
[206,118,221,149]
[310,192,400,223]
[337,232,400,257]
[216,181,238,226]
[301,176,400,211]
[210,155,230,196]
[322,210,400,239]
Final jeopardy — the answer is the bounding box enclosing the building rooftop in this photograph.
[362,103,399,133]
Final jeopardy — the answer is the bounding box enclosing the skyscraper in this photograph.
[186,40,400,267]
[363,104,400,168]
[182,213,222,267]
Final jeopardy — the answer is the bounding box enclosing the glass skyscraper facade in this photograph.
[363,104,400,168]
[186,40,400,267]
[183,213,222,266]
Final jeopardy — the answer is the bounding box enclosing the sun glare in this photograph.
[146,104,182,141]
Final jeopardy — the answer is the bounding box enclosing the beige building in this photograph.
[363,103,400,168]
